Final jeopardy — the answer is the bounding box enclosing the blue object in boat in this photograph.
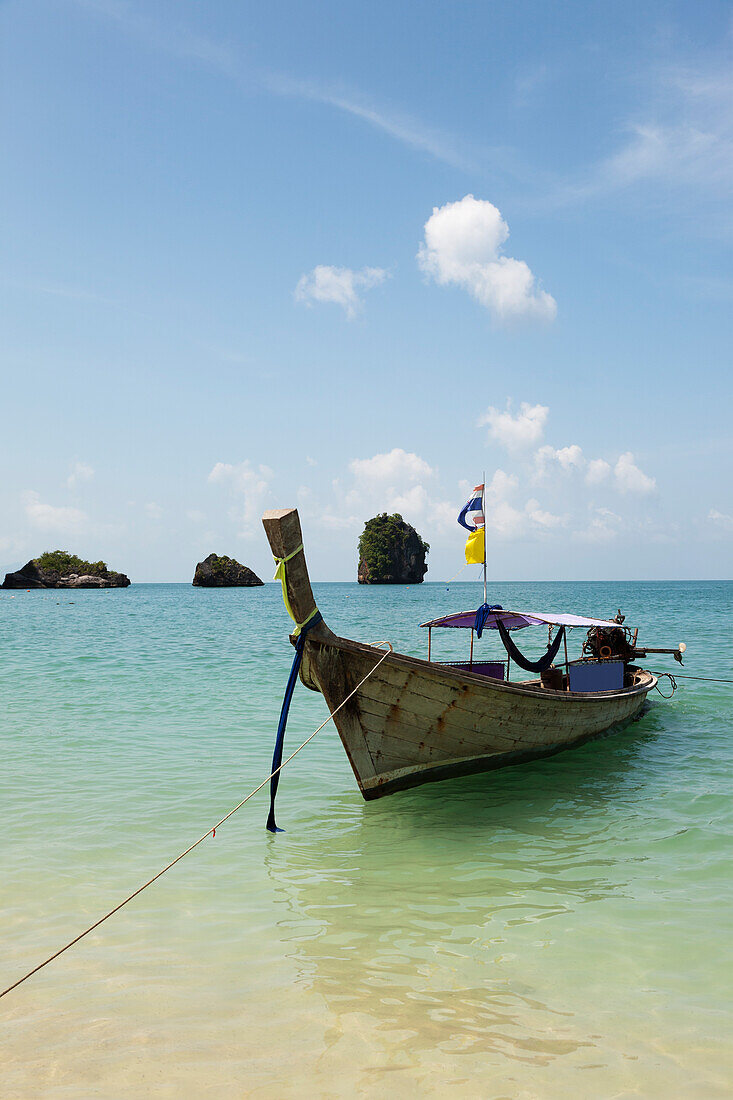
[568,661,624,693]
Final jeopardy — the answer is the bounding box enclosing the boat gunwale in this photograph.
[298,629,658,704]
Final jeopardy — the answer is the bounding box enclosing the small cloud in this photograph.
[555,445,584,470]
[418,195,556,323]
[485,469,519,502]
[709,508,733,529]
[533,443,584,480]
[67,461,94,489]
[338,447,455,534]
[614,452,656,495]
[479,401,549,450]
[306,456,318,467]
[586,458,612,485]
[23,491,88,534]
[489,501,526,539]
[208,460,274,536]
[525,498,565,528]
[295,265,388,319]
[186,510,206,523]
[145,502,163,520]
[349,448,433,485]
[578,507,623,543]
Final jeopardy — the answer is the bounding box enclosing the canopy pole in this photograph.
[469,628,474,668]
[428,627,432,663]
[482,473,487,607]
[563,630,570,691]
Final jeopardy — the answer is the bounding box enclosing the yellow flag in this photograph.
[465,528,485,564]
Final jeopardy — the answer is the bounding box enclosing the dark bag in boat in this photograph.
[541,666,565,690]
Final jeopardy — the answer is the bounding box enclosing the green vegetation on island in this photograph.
[1,550,130,589]
[35,550,109,577]
[357,514,429,584]
[192,553,264,587]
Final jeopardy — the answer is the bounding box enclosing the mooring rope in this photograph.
[654,672,678,698]
[0,640,393,1001]
[650,672,733,684]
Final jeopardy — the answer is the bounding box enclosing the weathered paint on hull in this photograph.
[300,634,656,801]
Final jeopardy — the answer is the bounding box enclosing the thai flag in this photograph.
[458,484,485,530]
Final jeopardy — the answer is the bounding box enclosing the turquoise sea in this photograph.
[2,580,732,1098]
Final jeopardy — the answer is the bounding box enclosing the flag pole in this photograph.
[482,471,487,606]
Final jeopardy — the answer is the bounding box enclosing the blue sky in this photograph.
[1,0,731,581]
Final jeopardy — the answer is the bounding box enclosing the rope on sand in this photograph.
[0,641,393,1001]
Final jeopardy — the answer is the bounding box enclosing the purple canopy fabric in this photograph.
[420,608,619,631]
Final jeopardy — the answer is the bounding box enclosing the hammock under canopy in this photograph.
[421,602,580,674]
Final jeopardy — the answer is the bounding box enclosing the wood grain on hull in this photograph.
[300,634,655,800]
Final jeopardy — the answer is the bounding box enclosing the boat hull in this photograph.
[300,633,657,800]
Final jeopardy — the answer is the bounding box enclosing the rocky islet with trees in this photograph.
[357,513,429,584]
[2,519,430,589]
[1,551,131,589]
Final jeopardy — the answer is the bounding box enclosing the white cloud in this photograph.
[145,502,163,520]
[319,512,362,531]
[485,469,519,502]
[331,447,458,535]
[614,452,656,495]
[552,62,733,212]
[345,448,433,518]
[295,265,388,319]
[418,195,556,322]
[67,461,94,489]
[586,458,612,485]
[266,74,469,169]
[479,401,549,450]
[482,474,563,538]
[481,470,523,538]
[530,438,655,497]
[525,498,565,528]
[578,507,623,543]
[709,508,733,529]
[599,69,733,194]
[533,443,584,480]
[489,500,526,539]
[555,444,584,470]
[208,461,274,536]
[23,491,88,535]
[349,448,433,485]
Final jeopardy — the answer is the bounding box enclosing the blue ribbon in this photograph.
[474,603,504,638]
[266,612,323,833]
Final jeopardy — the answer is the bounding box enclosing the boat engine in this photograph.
[583,625,635,663]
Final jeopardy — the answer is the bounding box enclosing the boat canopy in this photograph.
[420,608,619,632]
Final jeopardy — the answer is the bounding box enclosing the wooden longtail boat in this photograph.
[263,508,681,801]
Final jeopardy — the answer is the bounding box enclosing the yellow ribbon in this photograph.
[273,544,319,637]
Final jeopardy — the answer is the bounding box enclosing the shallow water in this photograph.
[1,581,731,1097]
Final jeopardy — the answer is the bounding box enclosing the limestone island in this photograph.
[192,553,264,587]
[2,550,131,589]
[357,513,429,584]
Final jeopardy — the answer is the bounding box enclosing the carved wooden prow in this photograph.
[262,508,331,639]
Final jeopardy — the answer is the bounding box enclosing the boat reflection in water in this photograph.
[261,718,663,1080]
